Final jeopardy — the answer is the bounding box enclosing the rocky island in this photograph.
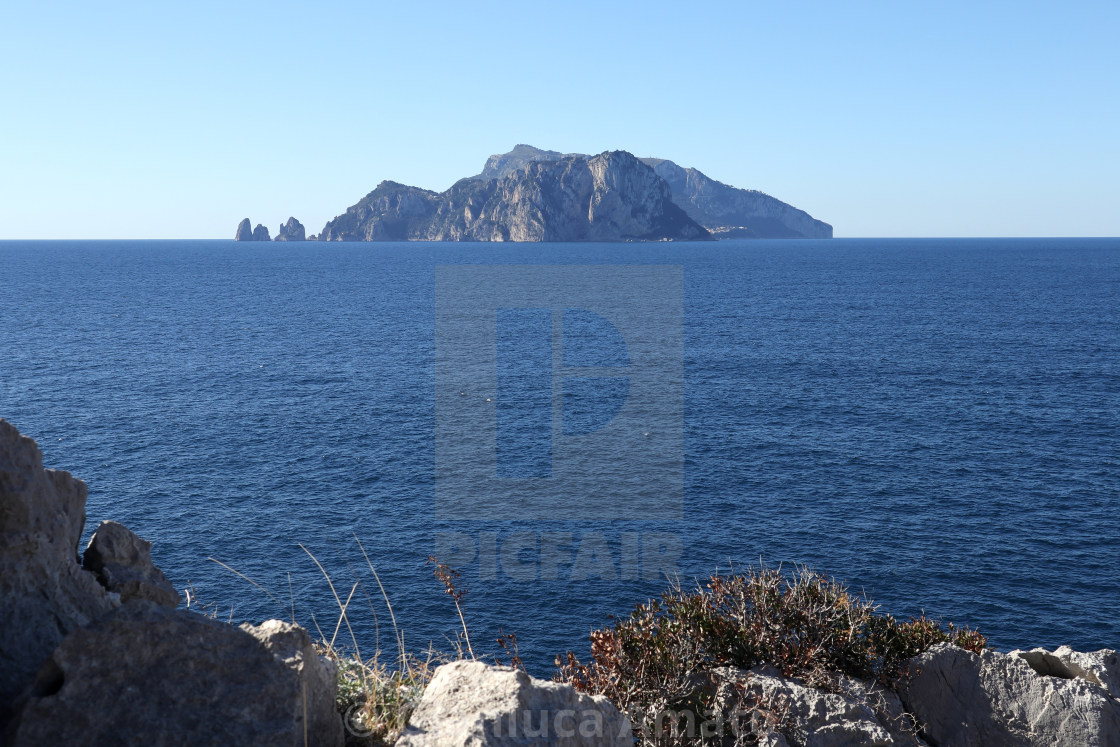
[235,145,833,243]
[234,218,273,241]
[319,150,709,242]
[235,217,308,242]
[274,216,307,242]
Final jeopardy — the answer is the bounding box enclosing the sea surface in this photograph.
[1,238,1117,674]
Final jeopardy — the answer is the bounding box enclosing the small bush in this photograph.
[556,564,985,744]
[328,646,440,746]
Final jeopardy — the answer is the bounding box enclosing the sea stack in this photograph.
[251,224,271,242]
[234,218,253,241]
[274,217,306,242]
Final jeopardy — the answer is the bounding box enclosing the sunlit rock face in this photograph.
[319,150,710,242]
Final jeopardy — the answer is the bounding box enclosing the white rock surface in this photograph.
[900,643,1120,746]
[1015,645,1120,700]
[396,660,631,746]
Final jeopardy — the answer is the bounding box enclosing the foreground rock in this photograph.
[242,619,344,747]
[319,150,710,242]
[83,519,180,607]
[900,643,1120,746]
[0,420,343,745]
[275,216,307,241]
[396,660,631,746]
[0,420,117,712]
[726,667,925,746]
[6,603,342,746]
[1012,645,1120,700]
[670,666,925,746]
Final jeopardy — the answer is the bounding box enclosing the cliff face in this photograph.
[320,151,709,242]
[319,182,441,241]
[314,145,831,242]
[472,146,832,239]
[640,158,833,239]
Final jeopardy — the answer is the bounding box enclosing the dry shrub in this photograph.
[556,564,985,745]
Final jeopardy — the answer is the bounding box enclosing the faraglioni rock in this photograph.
[235,219,274,241]
[234,218,253,241]
[320,150,710,242]
[274,216,306,242]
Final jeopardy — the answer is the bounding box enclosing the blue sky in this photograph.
[2,0,1117,239]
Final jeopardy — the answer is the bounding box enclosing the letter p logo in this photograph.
[436,266,682,520]
[495,307,632,477]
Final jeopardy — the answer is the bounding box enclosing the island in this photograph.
[235,145,833,242]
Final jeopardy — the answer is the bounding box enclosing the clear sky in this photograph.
[2,0,1117,239]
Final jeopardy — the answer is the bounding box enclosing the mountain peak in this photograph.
[473,145,589,181]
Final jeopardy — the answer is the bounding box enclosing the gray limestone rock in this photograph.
[6,603,325,746]
[0,420,117,715]
[702,666,926,747]
[235,217,253,240]
[252,223,271,241]
[242,619,344,747]
[82,519,180,608]
[899,643,1120,746]
[396,660,631,746]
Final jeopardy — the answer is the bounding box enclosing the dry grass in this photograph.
[209,534,470,746]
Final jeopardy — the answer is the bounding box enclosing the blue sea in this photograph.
[1,238,1117,674]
